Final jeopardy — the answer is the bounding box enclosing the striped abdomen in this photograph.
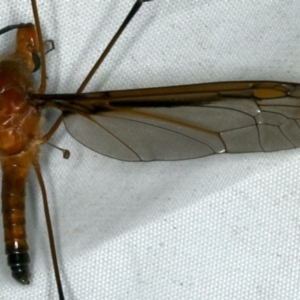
[2,148,39,284]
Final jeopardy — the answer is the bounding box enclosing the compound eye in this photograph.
[32,52,40,72]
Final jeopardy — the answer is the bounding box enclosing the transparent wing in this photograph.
[36,81,300,161]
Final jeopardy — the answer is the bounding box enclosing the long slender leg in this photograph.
[30,0,47,93]
[33,161,65,300]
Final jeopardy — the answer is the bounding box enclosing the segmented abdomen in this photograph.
[1,148,39,284]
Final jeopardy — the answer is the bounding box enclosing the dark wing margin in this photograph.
[29,81,300,161]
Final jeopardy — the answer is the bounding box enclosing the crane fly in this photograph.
[1,0,299,299]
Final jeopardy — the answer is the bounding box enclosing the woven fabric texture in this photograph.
[1,1,300,299]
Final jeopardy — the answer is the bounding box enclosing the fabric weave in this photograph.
[1,1,300,299]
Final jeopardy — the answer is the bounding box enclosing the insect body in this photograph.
[0,24,42,284]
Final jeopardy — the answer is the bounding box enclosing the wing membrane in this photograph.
[32,81,300,161]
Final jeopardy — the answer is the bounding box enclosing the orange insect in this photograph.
[1,1,299,299]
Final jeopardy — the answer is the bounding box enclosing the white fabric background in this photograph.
[1,0,300,299]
